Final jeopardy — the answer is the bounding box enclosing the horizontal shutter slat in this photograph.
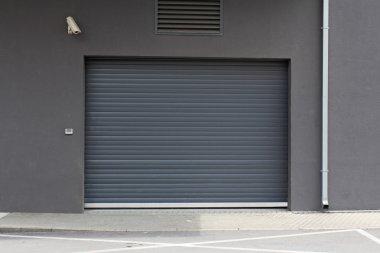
[85,58,288,206]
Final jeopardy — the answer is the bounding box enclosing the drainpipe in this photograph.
[322,0,330,208]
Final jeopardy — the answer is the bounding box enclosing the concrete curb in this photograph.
[0,213,9,220]
[0,228,72,233]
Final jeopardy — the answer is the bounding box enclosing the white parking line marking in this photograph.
[0,229,354,247]
[356,229,380,246]
[0,229,354,253]
[190,229,356,245]
[0,234,165,246]
[72,245,169,253]
[187,245,327,253]
[74,244,326,253]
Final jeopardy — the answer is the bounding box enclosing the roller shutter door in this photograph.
[85,58,288,208]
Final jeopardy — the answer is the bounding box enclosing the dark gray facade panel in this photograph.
[85,59,288,204]
[0,0,322,213]
[329,0,380,210]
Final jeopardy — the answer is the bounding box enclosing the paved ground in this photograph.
[2,211,380,252]
[1,229,380,253]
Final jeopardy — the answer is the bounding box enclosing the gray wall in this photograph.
[329,0,380,210]
[0,0,322,213]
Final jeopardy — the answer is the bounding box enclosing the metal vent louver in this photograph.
[156,0,222,35]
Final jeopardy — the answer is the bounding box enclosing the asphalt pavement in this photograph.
[1,229,380,253]
[2,210,380,252]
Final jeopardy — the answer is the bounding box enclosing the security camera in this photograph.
[66,16,82,35]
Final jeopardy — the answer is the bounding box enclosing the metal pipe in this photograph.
[322,0,330,208]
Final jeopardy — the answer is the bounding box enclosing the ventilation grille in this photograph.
[156,0,222,35]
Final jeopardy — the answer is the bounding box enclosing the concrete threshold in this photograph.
[1,209,380,232]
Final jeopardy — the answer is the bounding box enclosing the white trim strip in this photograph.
[85,202,288,209]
